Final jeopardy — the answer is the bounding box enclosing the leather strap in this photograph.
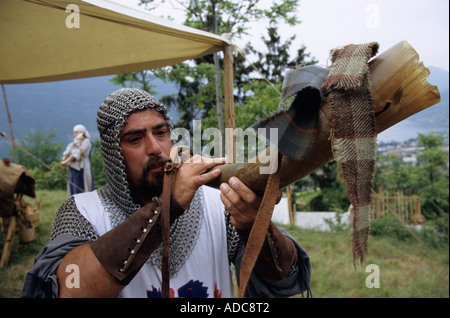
[239,152,282,298]
[160,146,185,298]
[161,163,173,298]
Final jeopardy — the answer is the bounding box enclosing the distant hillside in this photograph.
[370,66,449,143]
[407,66,449,128]
[1,66,448,159]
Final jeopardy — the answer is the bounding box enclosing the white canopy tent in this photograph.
[0,0,231,83]
[0,0,236,157]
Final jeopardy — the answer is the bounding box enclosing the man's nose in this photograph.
[144,134,162,156]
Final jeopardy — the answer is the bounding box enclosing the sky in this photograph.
[290,0,448,71]
[118,0,449,71]
[291,0,449,71]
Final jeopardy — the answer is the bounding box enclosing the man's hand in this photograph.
[219,177,281,230]
[172,155,225,210]
[220,177,296,284]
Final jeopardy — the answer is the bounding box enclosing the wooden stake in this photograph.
[223,45,236,163]
[286,186,294,224]
[0,216,16,267]
[1,84,18,163]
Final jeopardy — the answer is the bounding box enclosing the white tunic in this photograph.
[73,185,235,298]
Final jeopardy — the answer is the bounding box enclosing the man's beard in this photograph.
[130,156,166,199]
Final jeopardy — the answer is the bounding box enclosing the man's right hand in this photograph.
[171,154,225,210]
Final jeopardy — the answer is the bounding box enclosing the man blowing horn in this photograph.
[21,88,310,298]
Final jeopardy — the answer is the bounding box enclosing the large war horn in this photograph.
[207,41,441,195]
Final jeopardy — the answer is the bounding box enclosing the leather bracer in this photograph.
[89,196,184,285]
[89,197,163,285]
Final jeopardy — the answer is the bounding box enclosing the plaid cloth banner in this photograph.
[322,42,379,266]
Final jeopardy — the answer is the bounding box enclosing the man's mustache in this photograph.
[142,156,168,174]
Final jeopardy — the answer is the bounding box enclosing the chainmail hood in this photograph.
[97,88,173,218]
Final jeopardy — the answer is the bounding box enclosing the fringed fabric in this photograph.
[322,42,379,266]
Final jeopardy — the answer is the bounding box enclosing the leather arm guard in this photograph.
[237,222,297,282]
[89,197,162,285]
[89,196,183,285]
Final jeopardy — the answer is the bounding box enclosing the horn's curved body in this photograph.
[207,41,441,195]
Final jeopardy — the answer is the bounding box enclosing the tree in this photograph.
[155,0,301,137]
[153,62,217,130]
[250,26,317,84]
[375,132,449,219]
[374,153,420,195]
[13,129,63,170]
[416,132,449,217]
[114,0,302,132]
[307,162,349,212]
[109,71,158,95]
[417,132,448,185]
[201,24,317,131]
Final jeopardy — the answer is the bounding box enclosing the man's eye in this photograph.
[155,128,169,136]
[127,136,142,143]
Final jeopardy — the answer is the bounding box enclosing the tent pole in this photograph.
[1,84,18,163]
[223,45,236,163]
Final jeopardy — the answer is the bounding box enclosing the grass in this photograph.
[1,189,448,298]
[284,224,449,298]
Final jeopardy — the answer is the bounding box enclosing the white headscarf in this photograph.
[73,124,91,139]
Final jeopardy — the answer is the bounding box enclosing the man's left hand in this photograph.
[219,177,281,230]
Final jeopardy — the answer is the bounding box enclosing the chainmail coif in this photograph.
[97,88,173,220]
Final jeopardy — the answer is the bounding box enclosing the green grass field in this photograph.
[1,189,448,298]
